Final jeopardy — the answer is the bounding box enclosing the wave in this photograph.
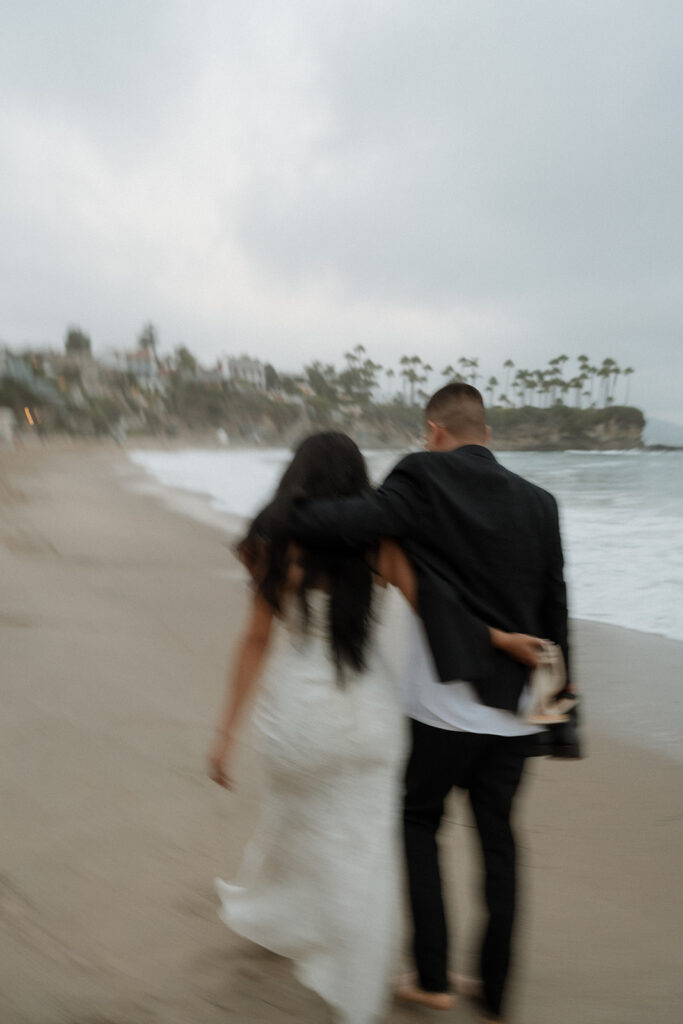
[128,447,683,645]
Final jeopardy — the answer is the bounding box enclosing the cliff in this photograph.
[224,402,647,451]
[483,405,645,451]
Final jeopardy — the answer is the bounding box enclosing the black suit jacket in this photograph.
[291,445,569,712]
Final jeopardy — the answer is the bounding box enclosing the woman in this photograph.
[207,432,541,1024]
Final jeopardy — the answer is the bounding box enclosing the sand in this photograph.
[1,440,682,1024]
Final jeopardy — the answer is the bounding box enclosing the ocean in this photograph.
[129,446,683,645]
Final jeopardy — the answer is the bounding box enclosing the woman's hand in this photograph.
[208,593,275,791]
[207,733,234,789]
[490,628,547,667]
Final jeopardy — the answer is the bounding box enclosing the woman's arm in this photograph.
[207,593,275,788]
[290,453,428,548]
[490,628,545,667]
[377,540,544,668]
[376,539,418,607]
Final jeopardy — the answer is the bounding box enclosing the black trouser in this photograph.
[403,719,528,1018]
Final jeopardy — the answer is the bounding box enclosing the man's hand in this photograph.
[490,629,547,667]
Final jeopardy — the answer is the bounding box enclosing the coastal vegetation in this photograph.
[0,326,644,449]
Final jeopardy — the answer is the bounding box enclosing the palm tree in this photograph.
[421,363,433,397]
[609,365,621,404]
[503,359,515,395]
[535,371,551,408]
[584,364,598,403]
[400,355,424,405]
[138,323,159,365]
[603,360,621,403]
[399,356,411,401]
[533,369,546,407]
[513,369,528,407]
[457,356,470,385]
[413,357,429,402]
[174,345,197,376]
[598,358,616,406]
[550,374,565,405]
[404,367,422,405]
[441,365,455,381]
[343,344,366,370]
[569,376,584,408]
[486,376,499,406]
[547,356,568,398]
[623,366,635,403]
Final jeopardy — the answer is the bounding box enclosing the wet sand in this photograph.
[1,440,682,1023]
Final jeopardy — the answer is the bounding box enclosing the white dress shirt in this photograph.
[400,605,541,737]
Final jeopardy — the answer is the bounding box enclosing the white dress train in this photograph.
[216,589,407,1024]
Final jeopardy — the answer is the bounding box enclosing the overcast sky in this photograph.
[1,1,681,420]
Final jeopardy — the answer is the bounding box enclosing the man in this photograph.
[291,383,571,1022]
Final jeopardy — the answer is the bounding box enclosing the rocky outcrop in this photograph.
[485,406,645,451]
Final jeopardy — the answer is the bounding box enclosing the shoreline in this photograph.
[8,428,683,455]
[1,443,682,1023]
[9,438,682,752]
[123,444,683,766]
[123,440,683,648]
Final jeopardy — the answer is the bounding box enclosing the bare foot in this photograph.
[450,972,483,998]
[395,970,479,991]
[395,982,455,1011]
[475,998,504,1023]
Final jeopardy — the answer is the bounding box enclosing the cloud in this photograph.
[0,1,681,415]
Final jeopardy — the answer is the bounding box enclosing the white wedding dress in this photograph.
[216,588,407,1024]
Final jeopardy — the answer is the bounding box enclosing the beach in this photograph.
[1,441,682,1023]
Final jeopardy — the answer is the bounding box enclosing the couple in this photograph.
[208,383,572,1023]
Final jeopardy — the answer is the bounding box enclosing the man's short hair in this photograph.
[425,382,487,439]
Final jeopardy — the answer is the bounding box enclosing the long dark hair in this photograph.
[237,432,374,677]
